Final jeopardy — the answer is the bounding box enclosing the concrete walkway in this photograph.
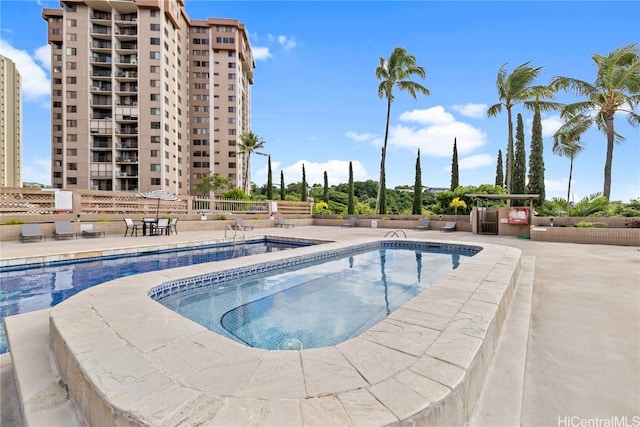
[1,226,638,426]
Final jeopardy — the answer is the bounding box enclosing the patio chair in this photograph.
[20,223,46,242]
[234,218,254,231]
[169,217,178,235]
[53,220,77,240]
[151,218,170,236]
[414,218,431,231]
[341,217,357,228]
[440,221,456,232]
[81,223,105,238]
[123,218,138,237]
[276,216,294,228]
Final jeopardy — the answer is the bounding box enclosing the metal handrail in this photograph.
[384,229,407,238]
[224,224,246,243]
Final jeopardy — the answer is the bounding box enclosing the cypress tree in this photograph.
[512,113,527,204]
[323,171,329,203]
[347,162,355,214]
[527,106,546,206]
[450,138,459,191]
[495,149,504,188]
[280,170,285,200]
[301,164,307,201]
[266,155,273,200]
[412,149,422,215]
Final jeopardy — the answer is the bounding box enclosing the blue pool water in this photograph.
[158,243,476,350]
[0,238,311,354]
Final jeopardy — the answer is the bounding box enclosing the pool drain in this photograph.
[278,338,303,350]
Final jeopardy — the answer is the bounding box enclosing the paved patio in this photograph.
[1,226,638,426]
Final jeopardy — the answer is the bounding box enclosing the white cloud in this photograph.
[541,114,563,138]
[252,46,271,60]
[450,103,488,119]
[22,156,51,185]
[399,106,455,125]
[278,35,297,50]
[458,154,494,170]
[345,131,376,142]
[389,106,487,157]
[278,160,368,186]
[0,39,50,101]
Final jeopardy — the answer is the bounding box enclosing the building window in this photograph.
[150,23,160,31]
[67,163,78,171]
[66,48,77,56]
[150,150,159,157]
[150,65,159,73]
[151,178,161,185]
[66,33,77,41]
[150,164,161,171]
[228,84,236,90]
[150,51,160,60]
[66,120,77,127]
[66,105,77,113]
[150,93,159,101]
[151,122,161,129]
[228,106,235,113]
[66,19,77,27]
[66,149,77,156]
[67,134,77,142]
[228,118,236,124]
[228,95,236,102]
[150,80,160,87]
[150,108,160,115]
[228,73,236,79]
[66,177,77,185]
[228,62,235,68]
[66,62,77,70]
[66,76,77,84]
[150,136,160,143]
[150,37,160,45]
[228,129,236,135]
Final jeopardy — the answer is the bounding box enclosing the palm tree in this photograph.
[551,43,640,200]
[553,113,589,214]
[487,62,559,197]
[375,47,429,214]
[237,132,267,195]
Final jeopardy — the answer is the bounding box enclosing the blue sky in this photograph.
[1,1,639,202]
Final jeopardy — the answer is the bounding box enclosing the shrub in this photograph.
[575,221,607,228]
[625,219,640,228]
[2,219,25,225]
[216,214,227,220]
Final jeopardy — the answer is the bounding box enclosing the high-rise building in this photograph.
[42,0,254,195]
[0,55,22,188]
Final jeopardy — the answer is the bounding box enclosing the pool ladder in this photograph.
[384,229,407,238]
[225,224,246,244]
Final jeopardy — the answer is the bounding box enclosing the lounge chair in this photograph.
[169,217,178,235]
[81,223,105,238]
[276,216,294,228]
[20,223,45,242]
[341,217,357,228]
[414,218,431,231]
[234,218,254,231]
[440,221,456,232]
[151,218,170,235]
[123,218,138,237]
[53,220,77,240]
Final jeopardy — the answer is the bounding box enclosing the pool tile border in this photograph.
[48,238,521,426]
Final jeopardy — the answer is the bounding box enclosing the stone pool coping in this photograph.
[48,237,521,426]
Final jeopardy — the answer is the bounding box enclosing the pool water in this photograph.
[0,239,311,354]
[159,246,470,350]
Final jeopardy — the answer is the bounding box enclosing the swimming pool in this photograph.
[0,237,314,354]
[155,241,480,350]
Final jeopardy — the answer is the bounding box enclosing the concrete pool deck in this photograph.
[1,226,639,426]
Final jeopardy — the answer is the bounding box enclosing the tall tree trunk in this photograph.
[506,107,514,206]
[567,157,574,216]
[376,97,392,214]
[602,111,615,200]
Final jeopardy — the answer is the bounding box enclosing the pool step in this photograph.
[4,309,86,427]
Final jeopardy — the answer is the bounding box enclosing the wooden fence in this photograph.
[0,187,312,222]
